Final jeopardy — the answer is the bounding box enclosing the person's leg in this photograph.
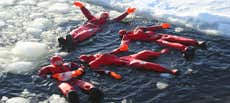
[149,34,162,41]
[73,28,99,43]
[58,82,80,103]
[156,39,187,52]
[160,34,200,46]
[73,79,104,103]
[130,50,162,61]
[156,39,195,60]
[73,79,95,92]
[70,26,87,35]
[129,59,179,75]
[142,62,179,75]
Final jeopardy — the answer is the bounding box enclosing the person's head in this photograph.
[118,29,127,37]
[79,54,95,63]
[98,12,109,24]
[50,55,64,67]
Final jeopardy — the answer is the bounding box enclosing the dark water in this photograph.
[1,18,230,103]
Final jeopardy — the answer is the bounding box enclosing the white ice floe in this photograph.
[11,42,48,59]
[86,0,230,36]
[18,0,37,5]
[1,94,67,103]
[0,0,16,6]
[1,89,60,103]
[174,27,184,33]
[48,3,70,13]
[156,81,169,90]
[28,18,51,31]
[0,42,49,74]
[39,94,67,103]
[0,20,5,27]
[37,1,53,8]
[6,61,33,74]
[26,28,43,37]
[6,97,30,103]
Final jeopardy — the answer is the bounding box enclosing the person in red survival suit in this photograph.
[38,55,104,103]
[58,1,136,51]
[111,23,207,60]
[79,49,179,80]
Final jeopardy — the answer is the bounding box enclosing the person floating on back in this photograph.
[58,1,136,51]
[79,49,179,80]
[38,55,104,103]
[111,23,206,60]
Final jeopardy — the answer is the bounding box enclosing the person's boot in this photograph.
[58,37,67,50]
[88,88,104,103]
[182,46,195,60]
[65,35,76,51]
[197,41,207,50]
[66,91,80,103]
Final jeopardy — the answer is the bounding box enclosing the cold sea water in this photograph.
[0,1,230,103]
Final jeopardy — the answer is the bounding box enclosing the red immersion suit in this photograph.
[58,1,136,49]
[79,49,179,80]
[38,55,103,103]
[111,23,206,60]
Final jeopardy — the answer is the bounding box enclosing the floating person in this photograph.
[58,1,136,51]
[38,55,104,103]
[79,49,179,79]
[111,23,206,60]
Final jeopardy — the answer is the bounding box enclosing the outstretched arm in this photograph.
[74,1,95,20]
[130,48,169,60]
[110,36,130,55]
[112,7,136,22]
[88,56,122,80]
[94,69,122,80]
[142,23,171,31]
[38,66,52,78]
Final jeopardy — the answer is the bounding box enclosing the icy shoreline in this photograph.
[85,0,230,36]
